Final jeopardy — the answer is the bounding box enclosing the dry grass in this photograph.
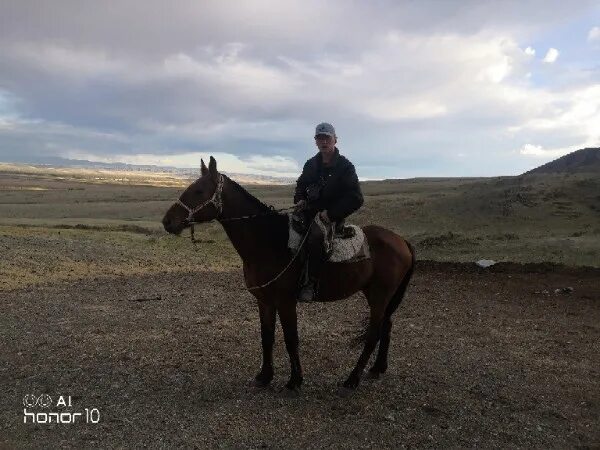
[1,265,598,448]
[1,165,599,448]
[0,165,598,291]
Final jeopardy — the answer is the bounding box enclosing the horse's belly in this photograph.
[317,259,372,301]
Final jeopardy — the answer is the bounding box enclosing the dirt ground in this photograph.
[1,262,598,448]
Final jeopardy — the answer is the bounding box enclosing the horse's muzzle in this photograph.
[162,215,185,235]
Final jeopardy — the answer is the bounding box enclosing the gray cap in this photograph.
[315,122,336,137]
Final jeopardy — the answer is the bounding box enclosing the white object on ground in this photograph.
[475,259,497,268]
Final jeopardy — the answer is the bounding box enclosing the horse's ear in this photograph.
[208,156,217,179]
[200,158,208,176]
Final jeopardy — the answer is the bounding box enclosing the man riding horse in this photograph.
[162,141,414,390]
[293,122,364,302]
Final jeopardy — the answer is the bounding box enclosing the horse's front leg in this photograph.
[254,300,276,387]
[278,302,303,391]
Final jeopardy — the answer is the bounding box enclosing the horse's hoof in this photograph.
[365,370,381,380]
[282,385,301,398]
[285,378,302,389]
[367,364,387,380]
[252,378,271,388]
[369,362,387,375]
[253,371,273,388]
[342,375,361,390]
[336,386,355,398]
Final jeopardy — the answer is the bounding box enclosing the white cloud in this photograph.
[542,47,559,63]
[519,143,576,158]
[5,42,130,78]
[163,50,302,102]
[0,118,16,130]
[365,99,448,121]
[588,26,600,42]
[0,1,598,178]
[511,85,600,139]
[482,55,512,83]
[243,155,300,174]
[520,143,545,155]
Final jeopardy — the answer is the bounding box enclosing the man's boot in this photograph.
[298,251,323,303]
[298,278,317,302]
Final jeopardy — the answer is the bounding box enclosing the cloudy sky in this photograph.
[0,1,599,179]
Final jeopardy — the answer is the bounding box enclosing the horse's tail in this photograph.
[350,240,416,348]
[350,316,371,348]
[384,240,415,318]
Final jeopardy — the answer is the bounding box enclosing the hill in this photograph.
[0,162,294,186]
[0,163,599,291]
[524,147,600,174]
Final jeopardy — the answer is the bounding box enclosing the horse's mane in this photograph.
[223,174,272,212]
[221,174,290,250]
[223,174,290,228]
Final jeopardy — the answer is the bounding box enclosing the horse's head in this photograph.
[162,156,223,235]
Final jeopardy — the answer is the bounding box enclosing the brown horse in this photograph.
[162,156,415,391]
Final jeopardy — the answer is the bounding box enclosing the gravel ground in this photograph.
[1,262,599,448]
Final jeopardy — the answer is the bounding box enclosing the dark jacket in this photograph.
[294,148,364,222]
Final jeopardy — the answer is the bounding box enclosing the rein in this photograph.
[188,206,294,244]
[245,221,311,291]
[177,174,295,225]
[175,173,305,290]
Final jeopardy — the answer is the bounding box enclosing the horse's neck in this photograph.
[218,180,288,263]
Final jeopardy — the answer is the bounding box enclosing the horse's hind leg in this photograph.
[343,288,390,389]
[368,317,392,377]
[369,264,415,377]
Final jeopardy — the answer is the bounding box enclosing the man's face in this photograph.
[314,134,336,155]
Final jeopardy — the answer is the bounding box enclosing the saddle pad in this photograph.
[288,214,370,263]
[288,214,304,251]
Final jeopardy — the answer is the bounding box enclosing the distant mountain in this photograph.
[524,147,600,175]
[0,156,295,185]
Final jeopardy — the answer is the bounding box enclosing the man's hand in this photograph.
[294,199,307,212]
[319,210,331,224]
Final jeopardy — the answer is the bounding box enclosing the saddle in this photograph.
[288,213,370,263]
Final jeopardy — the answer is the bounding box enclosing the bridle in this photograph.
[176,173,225,223]
[171,172,307,291]
[175,173,295,225]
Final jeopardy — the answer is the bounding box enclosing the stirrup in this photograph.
[298,281,316,303]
